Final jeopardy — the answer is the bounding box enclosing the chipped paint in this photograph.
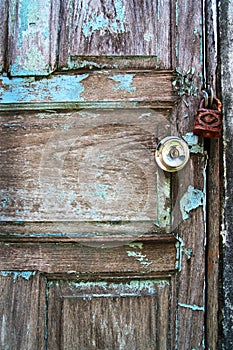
[182,132,203,154]
[128,242,143,250]
[172,68,198,97]
[0,74,89,103]
[9,0,54,76]
[109,74,136,92]
[126,251,152,268]
[60,279,169,297]
[175,236,185,271]
[180,185,204,220]
[0,271,36,281]
[82,0,126,38]
[178,302,204,311]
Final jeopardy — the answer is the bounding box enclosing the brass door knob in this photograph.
[155,136,190,172]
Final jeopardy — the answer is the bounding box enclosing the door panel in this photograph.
[47,279,172,350]
[0,1,207,349]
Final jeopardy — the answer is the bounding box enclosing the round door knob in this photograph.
[155,136,190,172]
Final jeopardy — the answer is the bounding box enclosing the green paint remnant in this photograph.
[0,271,36,281]
[180,185,204,220]
[178,302,204,311]
[128,242,143,249]
[82,0,126,37]
[126,251,152,268]
[182,132,203,154]
[172,68,198,97]
[109,74,136,92]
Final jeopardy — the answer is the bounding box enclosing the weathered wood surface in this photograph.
[0,0,212,349]
[0,108,171,234]
[47,279,172,350]
[0,0,172,75]
[205,1,220,349]
[219,0,233,348]
[0,71,175,107]
[0,240,177,274]
[0,272,46,349]
[58,0,172,68]
[7,0,60,76]
[171,1,206,348]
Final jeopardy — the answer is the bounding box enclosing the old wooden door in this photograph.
[0,1,213,349]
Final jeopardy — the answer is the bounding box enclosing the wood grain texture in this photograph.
[170,2,206,348]
[0,272,46,349]
[205,1,220,348]
[58,0,172,69]
[0,71,176,106]
[7,0,60,76]
[47,279,171,350]
[0,108,172,234]
[219,0,233,348]
[0,240,177,274]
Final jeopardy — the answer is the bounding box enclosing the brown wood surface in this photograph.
[0,0,214,349]
[0,273,46,349]
[0,240,176,275]
[47,279,172,350]
[0,107,171,232]
[58,0,172,68]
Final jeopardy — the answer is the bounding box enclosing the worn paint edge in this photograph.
[0,270,36,281]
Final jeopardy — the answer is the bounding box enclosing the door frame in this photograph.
[218,0,233,348]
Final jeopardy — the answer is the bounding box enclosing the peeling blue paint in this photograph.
[182,132,203,154]
[178,302,204,311]
[109,74,136,92]
[0,271,36,281]
[82,0,126,38]
[180,185,204,220]
[0,74,89,103]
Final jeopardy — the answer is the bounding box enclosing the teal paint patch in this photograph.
[178,302,204,311]
[109,74,136,92]
[175,236,185,271]
[0,74,89,103]
[82,0,126,38]
[0,271,36,281]
[182,132,203,154]
[180,185,204,220]
[0,196,10,209]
